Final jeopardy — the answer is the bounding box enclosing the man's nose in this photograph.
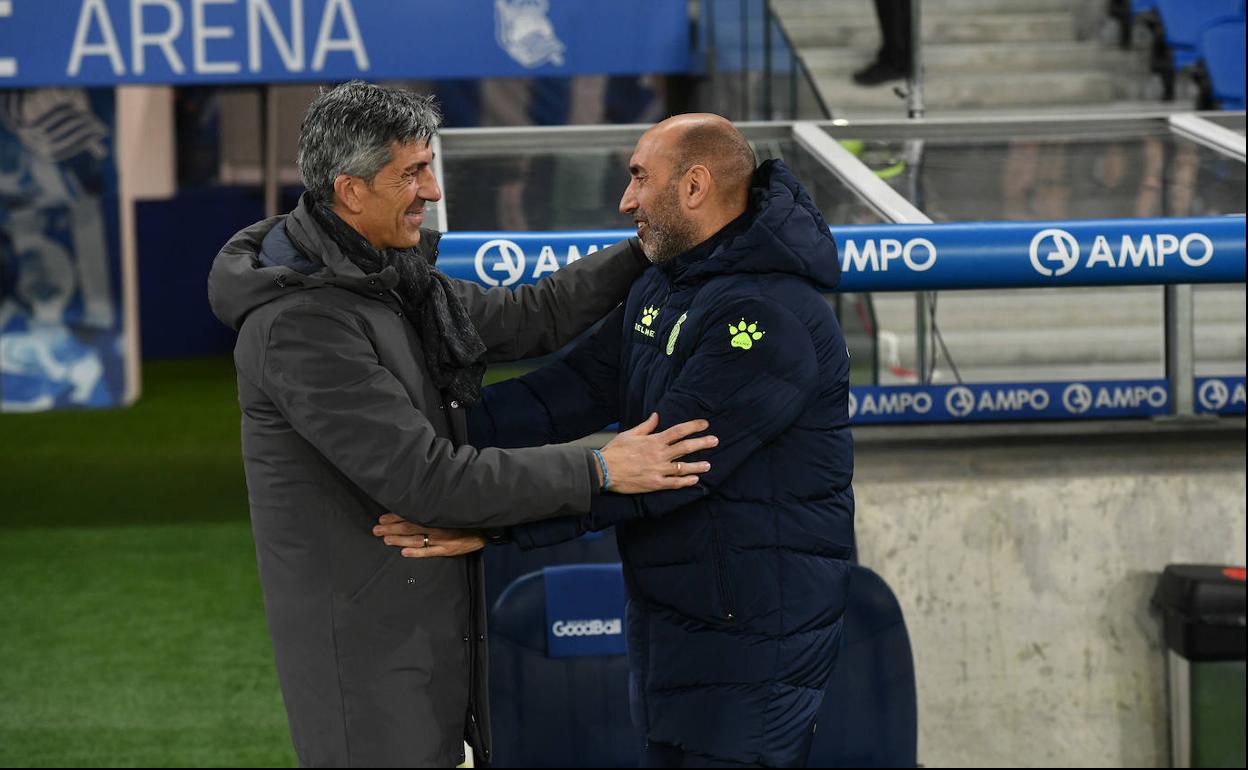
[619,185,637,216]
[422,173,442,203]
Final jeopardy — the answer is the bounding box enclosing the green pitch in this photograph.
[0,357,526,768]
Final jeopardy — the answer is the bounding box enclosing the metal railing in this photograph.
[699,0,831,121]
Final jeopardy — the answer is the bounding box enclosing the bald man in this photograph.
[381,115,855,768]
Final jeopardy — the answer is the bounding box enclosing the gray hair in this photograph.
[297,80,442,202]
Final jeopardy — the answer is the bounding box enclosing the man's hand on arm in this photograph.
[372,513,486,558]
[596,412,715,493]
[378,413,715,557]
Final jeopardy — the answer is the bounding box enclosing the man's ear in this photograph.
[684,165,713,210]
[333,174,365,215]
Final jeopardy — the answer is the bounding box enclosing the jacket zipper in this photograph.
[710,529,736,622]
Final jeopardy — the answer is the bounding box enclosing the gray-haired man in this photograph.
[207,81,715,768]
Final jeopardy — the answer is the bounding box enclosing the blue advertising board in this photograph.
[434,216,1247,291]
[846,380,1173,424]
[0,0,692,87]
[0,87,126,412]
[543,563,626,658]
[1195,376,1247,416]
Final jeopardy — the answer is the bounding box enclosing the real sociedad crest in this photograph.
[495,0,565,68]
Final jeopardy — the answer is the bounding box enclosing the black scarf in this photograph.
[309,198,487,407]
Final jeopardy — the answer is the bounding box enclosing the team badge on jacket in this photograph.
[729,319,765,350]
[635,305,660,338]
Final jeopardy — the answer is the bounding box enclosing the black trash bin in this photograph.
[1153,564,1246,768]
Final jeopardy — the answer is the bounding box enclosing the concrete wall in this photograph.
[853,419,1247,767]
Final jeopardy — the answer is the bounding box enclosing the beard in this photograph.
[635,182,701,264]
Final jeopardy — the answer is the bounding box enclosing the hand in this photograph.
[372,513,486,558]
[598,412,716,494]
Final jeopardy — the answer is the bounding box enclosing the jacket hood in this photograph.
[207,193,442,330]
[669,159,841,291]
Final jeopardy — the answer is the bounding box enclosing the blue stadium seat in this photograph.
[484,528,621,613]
[1156,0,1243,71]
[1199,20,1247,108]
[490,562,916,767]
[489,564,636,768]
[809,564,918,768]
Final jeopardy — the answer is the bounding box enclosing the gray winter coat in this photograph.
[207,201,646,768]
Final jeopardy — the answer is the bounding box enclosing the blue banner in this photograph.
[847,380,1172,424]
[0,0,691,87]
[543,563,626,658]
[1195,376,1247,416]
[1,87,126,412]
[436,216,1246,291]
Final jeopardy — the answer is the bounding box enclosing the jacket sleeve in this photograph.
[511,296,820,550]
[259,302,598,529]
[449,238,646,363]
[468,304,626,449]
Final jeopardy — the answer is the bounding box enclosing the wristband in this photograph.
[591,448,610,491]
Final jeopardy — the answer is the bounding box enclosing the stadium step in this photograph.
[803,43,1146,77]
[771,0,1158,115]
[782,13,1079,48]
[814,70,1125,111]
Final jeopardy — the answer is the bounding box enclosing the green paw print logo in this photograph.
[640,305,660,327]
[729,319,765,350]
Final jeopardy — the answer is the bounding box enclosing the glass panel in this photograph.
[822,123,1245,221]
[441,134,883,231]
[820,122,1246,384]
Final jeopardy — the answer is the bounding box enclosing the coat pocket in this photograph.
[710,529,736,622]
[344,549,401,607]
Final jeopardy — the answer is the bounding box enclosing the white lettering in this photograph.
[1155,233,1179,267]
[312,0,368,71]
[1119,235,1155,269]
[969,388,1049,412]
[1091,385,1168,410]
[533,245,559,277]
[879,238,902,271]
[193,0,240,74]
[68,0,126,76]
[1086,235,1115,269]
[859,391,931,416]
[248,0,304,72]
[565,244,582,264]
[902,237,937,272]
[1234,383,1247,407]
[842,240,878,273]
[1179,232,1214,267]
[131,0,185,76]
[552,618,623,637]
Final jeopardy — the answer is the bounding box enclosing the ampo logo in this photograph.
[1198,379,1230,411]
[945,386,975,418]
[551,618,622,637]
[1062,383,1094,414]
[1030,228,1080,277]
[474,239,527,286]
[847,391,858,420]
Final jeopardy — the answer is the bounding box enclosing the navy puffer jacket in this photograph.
[472,159,855,766]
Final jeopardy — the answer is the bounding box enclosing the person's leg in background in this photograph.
[852,0,913,86]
